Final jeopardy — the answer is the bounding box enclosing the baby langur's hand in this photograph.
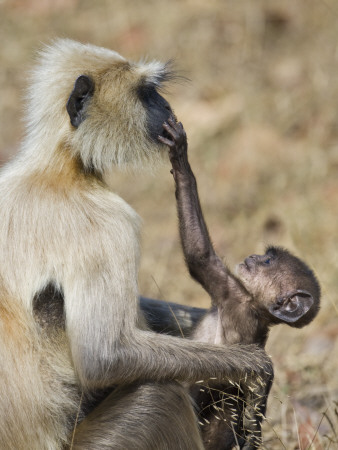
[158,117,190,175]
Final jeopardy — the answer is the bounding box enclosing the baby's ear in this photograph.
[268,290,314,323]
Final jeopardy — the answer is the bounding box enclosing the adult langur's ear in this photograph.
[268,290,314,323]
[66,75,94,128]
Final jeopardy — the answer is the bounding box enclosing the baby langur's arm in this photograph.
[158,118,229,304]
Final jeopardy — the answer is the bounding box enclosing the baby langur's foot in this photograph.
[158,117,189,174]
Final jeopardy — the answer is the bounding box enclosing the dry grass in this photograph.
[0,0,337,447]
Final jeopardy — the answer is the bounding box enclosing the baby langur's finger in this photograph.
[168,116,177,126]
[177,122,185,132]
[162,122,179,141]
[178,124,186,139]
[168,117,182,133]
[158,135,174,147]
[168,118,186,139]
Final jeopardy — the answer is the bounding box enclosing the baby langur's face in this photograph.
[235,246,320,327]
[236,249,282,303]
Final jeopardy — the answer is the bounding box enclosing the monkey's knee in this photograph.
[73,382,203,450]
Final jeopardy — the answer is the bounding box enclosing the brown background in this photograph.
[0,0,337,448]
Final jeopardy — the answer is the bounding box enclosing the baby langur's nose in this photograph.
[244,255,258,269]
[245,254,266,270]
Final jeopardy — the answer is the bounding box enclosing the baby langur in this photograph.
[0,39,273,450]
[159,118,320,450]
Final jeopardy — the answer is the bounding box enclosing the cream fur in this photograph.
[0,39,271,449]
[0,39,164,449]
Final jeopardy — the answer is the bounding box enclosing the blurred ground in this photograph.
[0,0,337,448]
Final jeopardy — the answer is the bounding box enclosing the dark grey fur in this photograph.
[158,118,320,449]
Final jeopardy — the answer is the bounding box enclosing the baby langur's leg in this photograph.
[72,382,204,450]
[240,372,273,449]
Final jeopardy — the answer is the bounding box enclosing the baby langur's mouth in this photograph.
[244,260,251,270]
[235,258,254,277]
[235,262,248,276]
[240,260,250,270]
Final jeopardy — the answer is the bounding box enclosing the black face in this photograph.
[138,83,173,141]
[243,248,277,272]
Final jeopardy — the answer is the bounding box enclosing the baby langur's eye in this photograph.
[264,258,271,265]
